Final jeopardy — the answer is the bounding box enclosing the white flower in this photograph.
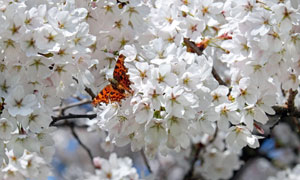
[190,108,219,136]
[100,137,114,152]
[18,109,52,133]
[211,85,229,105]
[128,61,152,86]
[98,103,119,125]
[179,65,202,91]
[70,22,96,53]
[23,7,44,30]
[47,7,78,36]
[165,86,190,118]
[249,10,273,36]
[181,16,205,41]
[143,82,165,110]
[260,29,283,52]
[226,125,262,152]
[35,24,62,52]
[26,56,52,80]
[166,115,190,150]
[231,77,257,106]
[256,94,276,115]
[281,72,299,90]
[0,140,7,163]
[5,86,37,117]
[221,34,250,58]
[120,45,137,62]
[0,73,17,98]
[0,117,14,140]
[8,134,39,158]
[145,119,167,147]
[215,103,241,131]
[272,3,300,33]
[146,38,176,65]
[91,153,139,180]
[201,149,241,180]
[19,152,51,179]
[268,164,300,180]
[151,63,178,88]
[132,97,153,124]
[19,31,39,56]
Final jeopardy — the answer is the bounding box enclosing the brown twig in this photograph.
[183,38,227,86]
[72,76,96,99]
[53,99,92,112]
[85,86,96,99]
[211,68,227,86]
[184,38,203,56]
[141,150,152,173]
[69,123,95,168]
[287,89,298,115]
[53,122,89,128]
[269,90,300,131]
[183,143,204,180]
[50,113,97,126]
[183,127,218,180]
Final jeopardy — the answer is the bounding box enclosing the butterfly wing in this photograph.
[92,84,126,106]
[113,54,132,93]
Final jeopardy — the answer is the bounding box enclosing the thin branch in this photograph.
[211,68,227,86]
[183,143,204,180]
[271,106,300,118]
[183,38,227,86]
[50,113,97,126]
[53,99,92,112]
[72,76,96,99]
[269,90,300,132]
[52,121,89,128]
[184,38,203,56]
[69,123,95,168]
[141,150,152,174]
[287,89,298,115]
[85,86,96,99]
[183,127,218,180]
[208,127,218,145]
[272,105,288,115]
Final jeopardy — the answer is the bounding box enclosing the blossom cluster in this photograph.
[0,0,299,179]
[88,0,284,156]
[86,0,299,178]
[268,164,300,180]
[83,153,140,180]
[0,0,95,178]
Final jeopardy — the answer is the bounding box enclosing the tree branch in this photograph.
[50,113,97,126]
[141,150,152,174]
[53,99,92,112]
[72,76,96,99]
[184,38,203,56]
[183,38,227,86]
[69,123,95,168]
[183,127,218,180]
[211,68,227,86]
[287,89,298,115]
[269,89,300,131]
[183,143,204,180]
[85,86,96,99]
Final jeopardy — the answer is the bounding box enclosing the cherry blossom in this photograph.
[0,0,300,179]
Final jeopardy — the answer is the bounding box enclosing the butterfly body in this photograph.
[92,55,133,106]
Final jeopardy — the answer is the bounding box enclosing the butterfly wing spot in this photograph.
[113,55,132,93]
[93,54,133,106]
[92,85,111,105]
[108,88,125,102]
[92,84,126,105]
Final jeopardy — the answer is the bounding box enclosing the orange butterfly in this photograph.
[92,54,133,106]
